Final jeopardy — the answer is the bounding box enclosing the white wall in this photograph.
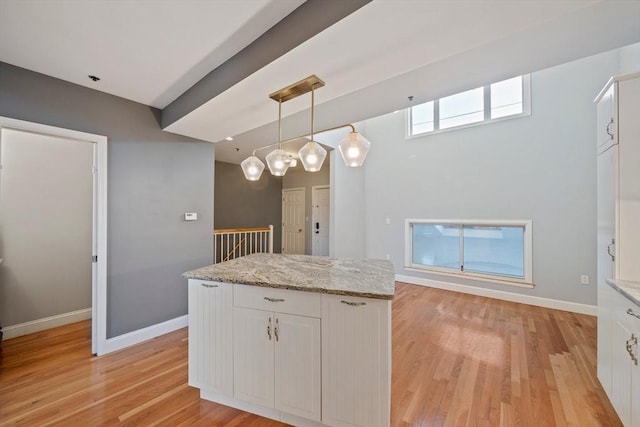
[0,128,93,326]
[313,130,366,258]
[360,45,638,306]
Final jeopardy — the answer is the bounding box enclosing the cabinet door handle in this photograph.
[341,300,367,307]
[606,119,614,139]
[264,297,285,303]
[626,309,640,320]
[274,318,279,342]
[267,317,272,341]
[201,283,218,288]
[607,240,615,261]
[626,334,638,366]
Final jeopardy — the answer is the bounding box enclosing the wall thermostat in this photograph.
[185,213,197,221]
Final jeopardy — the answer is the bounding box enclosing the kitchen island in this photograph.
[183,253,394,427]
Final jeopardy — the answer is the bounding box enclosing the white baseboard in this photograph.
[100,314,188,356]
[396,274,598,316]
[2,308,92,340]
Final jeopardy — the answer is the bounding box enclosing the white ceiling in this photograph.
[0,0,304,108]
[1,0,639,165]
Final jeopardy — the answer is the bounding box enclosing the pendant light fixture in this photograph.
[238,75,374,181]
[298,83,327,172]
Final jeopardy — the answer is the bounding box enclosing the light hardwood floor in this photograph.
[0,282,620,426]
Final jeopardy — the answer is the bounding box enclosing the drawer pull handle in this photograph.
[341,300,366,307]
[264,297,285,303]
[627,309,640,320]
[201,283,218,288]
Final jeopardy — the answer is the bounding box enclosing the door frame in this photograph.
[311,185,330,256]
[0,117,107,355]
[282,187,305,254]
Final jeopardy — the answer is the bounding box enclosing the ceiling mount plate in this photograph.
[269,75,325,103]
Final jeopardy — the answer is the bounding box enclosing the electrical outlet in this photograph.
[581,275,589,285]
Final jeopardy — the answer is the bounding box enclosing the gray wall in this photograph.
[0,129,92,326]
[214,160,282,253]
[0,62,214,337]
[283,158,330,255]
[360,46,637,306]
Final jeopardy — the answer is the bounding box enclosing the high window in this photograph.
[405,219,533,285]
[408,75,530,136]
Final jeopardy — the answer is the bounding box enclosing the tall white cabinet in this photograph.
[596,72,640,427]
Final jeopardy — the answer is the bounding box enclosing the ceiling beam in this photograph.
[161,0,372,129]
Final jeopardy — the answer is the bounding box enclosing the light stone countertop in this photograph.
[183,253,395,300]
[606,278,640,307]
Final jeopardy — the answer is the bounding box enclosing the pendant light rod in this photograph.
[278,99,282,148]
[251,123,357,156]
[310,84,315,141]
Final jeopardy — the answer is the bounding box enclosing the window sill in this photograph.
[404,266,535,289]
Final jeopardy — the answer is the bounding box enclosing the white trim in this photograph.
[311,185,330,256]
[100,315,188,355]
[396,274,597,316]
[405,218,533,284]
[2,308,92,340]
[0,117,108,355]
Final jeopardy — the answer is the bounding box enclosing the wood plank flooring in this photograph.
[0,282,621,426]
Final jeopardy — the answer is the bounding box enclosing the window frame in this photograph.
[404,219,533,287]
[406,75,531,138]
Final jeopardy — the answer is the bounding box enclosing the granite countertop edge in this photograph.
[606,278,640,307]
[183,254,395,301]
[182,272,394,300]
[182,273,394,300]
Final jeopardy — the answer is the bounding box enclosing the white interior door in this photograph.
[282,188,305,254]
[312,186,330,256]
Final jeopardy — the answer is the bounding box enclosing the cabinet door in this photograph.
[597,282,615,396]
[322,295,392,427]
[597,84,616,153]
[597,146,617,287]
[274,313,321,421]
[233,307,275,408]
[188,280,233,395]
[612,318,633,426]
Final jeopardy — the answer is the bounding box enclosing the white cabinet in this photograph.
[321,294,391,427]
[233,285,322,422]
[604,284,640,427]
[595,72,640,283]
[187,280,233,395]
[189,280,391,427]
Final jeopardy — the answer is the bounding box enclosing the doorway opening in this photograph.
[0,117,107,355]
[282,187,305,254]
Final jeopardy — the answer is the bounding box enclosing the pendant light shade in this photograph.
[298,140,327,172]
[240,155,265,181]
[338,132,371,167]
[265,149,291,176]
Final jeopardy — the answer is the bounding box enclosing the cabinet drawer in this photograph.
[233,285,321,318]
